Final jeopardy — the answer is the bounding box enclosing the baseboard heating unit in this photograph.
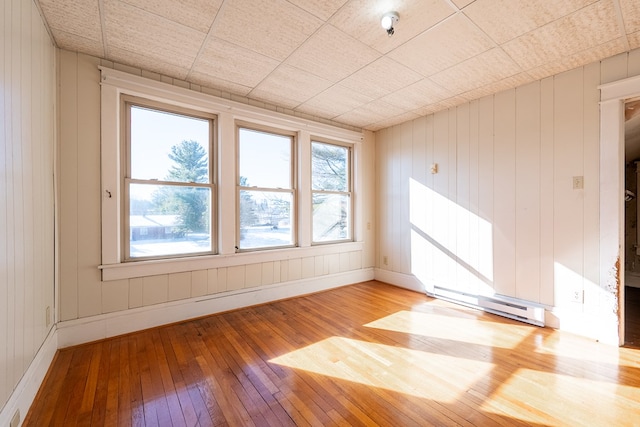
[429,287,545,327]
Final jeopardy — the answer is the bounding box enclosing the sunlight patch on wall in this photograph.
[270,336,493,403]
[409,178,494,294]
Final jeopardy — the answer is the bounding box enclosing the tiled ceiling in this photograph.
[37,0,640,131]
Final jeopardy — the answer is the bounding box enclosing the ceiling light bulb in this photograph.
[381,11,399,36]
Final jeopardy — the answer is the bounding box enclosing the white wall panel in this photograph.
[553,68,585,307]
[493,90,517,297]
[540,77,555,306]
[0,0,55,411]
[515,82,541,302]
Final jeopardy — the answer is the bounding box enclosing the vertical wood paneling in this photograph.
[377,128,390,270]
[468,100,480,294]
[399,121,412,274]
[390,126,401,272]
[553,69,585,306]
[0,0,55,411]
[493,90,517,297]
[540,77,555,306]
[432,110,450,287]
[77,54,102,318]
[447,110,458,288]
[59,49,79,321]
[515,82,541,302]
[478,96,494,287]
[456,105,471,292]
[583,62,601,313]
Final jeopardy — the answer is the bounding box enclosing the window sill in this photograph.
[99,241,364,281]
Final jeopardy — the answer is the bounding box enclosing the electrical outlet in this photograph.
[383,255,388,266]
[570,289,584,303]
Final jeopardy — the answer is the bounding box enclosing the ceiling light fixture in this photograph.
[381,11,399,37]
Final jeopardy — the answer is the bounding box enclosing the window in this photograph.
[123,97,216,260]
[237,126,295,250]
[311,140,352,243]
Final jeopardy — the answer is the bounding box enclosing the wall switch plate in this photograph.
[383,256,388,266]
[572,176,584,190]
[430,163,438,174]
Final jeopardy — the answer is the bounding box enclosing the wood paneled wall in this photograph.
[376,49,640,312]
[0,0,56,411]
[57,52,375,323]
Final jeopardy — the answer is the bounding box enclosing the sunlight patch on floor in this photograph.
[364,310,532,349]
[481,368,640,425]
[270,336,494,403]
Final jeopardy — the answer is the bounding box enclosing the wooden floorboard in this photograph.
[25,281,640,426]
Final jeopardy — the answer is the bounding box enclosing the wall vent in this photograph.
[430,287,545,327]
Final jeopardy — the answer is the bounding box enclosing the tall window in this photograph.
[238,126,295,250]
[311,140,352,243]
[124,97,215,260]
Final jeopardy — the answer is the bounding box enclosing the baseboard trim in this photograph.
[374,268,426,293]
[58,268,375,348]
[0,326,58,427]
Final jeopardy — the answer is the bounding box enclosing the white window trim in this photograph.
[99,67,363,281]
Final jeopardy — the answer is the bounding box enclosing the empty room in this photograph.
[2,0,640,425]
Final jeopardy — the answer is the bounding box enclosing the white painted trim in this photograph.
[374,269,427,293]
[0,327,58,427]
[599,75,640,346]
[58,268,374,348]
[101,241,364,281]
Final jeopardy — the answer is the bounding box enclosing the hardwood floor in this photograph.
[25,281,640,426]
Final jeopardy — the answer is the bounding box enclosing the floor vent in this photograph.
[430,287,545,327]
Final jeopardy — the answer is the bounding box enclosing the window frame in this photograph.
[99,66,364,281]
[236,123,298,252]
[121,95,217,261]
[310,138,354,244]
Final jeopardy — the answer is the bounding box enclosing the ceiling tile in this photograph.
[287,0,349,20]
[339,57,422,99]
[296,84,374,118]
[464,0,597,44]
[370,111,421,131]
[502,1,621,71]
[120,0,223,33]
[52,30,104,58]
[38,0,102,43]
[189,72,252,96]
[620,0,640,34]
[190,38,280,87]
[630,31,640,50]
[285,24,381,82]
[211,0,323,61]
[330,0,456,54]
[381,78,452,110]
[336,98,408,128]
[108,47,191,79]
[461,72,534,101]
[249,65,334,109]
[388,13,494,77]
[103,0,206,69]
[430,48,523,94]
[526,38,627,80]
[452,0,476,8]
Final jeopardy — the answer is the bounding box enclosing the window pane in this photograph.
[313,193,350,242]
[129,183,211,258]
[239,190,293,249]
[312,142,347,191]
[131,106,210,182]
[239,128,291,188]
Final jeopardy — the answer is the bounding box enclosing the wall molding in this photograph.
[374,269,427,293]
[58,269,374,348]
[0,327,58,427]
